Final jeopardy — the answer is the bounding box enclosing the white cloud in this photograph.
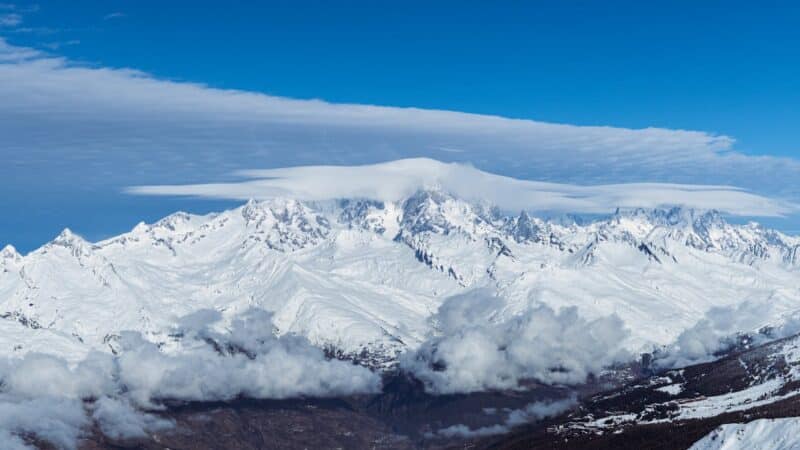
[0,396,88,450]
[0,37,799,214]
[0,38,39,61]
[129,158,798,217]
[103,12,125,20]
[116,308,381,408]
[656,301,800,368]
[401,290,630,394]
[120,308,381,407]
[40,39,79,50]
[0,307,381,448]
[91,397,173,440]
[0,351,116,400]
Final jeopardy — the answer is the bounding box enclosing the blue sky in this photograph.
[2,1,800,252]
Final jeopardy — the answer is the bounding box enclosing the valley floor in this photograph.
[61,333,800,450]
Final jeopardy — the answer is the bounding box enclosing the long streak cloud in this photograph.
[1,37,799,210]
[129,158,797,217]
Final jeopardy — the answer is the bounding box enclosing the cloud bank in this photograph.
[117,308,380,407]
[1,37,799,208]
[129,158,797,217]
[656,301,800,368]
[0,308,380,449]
[0,296,625,446]
[402,290,630,394]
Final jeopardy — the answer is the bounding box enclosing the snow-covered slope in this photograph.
[689,418,800,450]
[1,191,799,364]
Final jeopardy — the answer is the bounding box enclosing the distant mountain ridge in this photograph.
[1,189,799,367]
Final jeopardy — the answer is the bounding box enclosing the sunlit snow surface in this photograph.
[1,191,799,365]
[689,418,800,450]
[1,190,800,448]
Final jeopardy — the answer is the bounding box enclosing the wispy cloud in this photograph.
[0,38,799,219]
[0,3,38,12]
[40,39,79,50]
[103,12,125,20]
[0,2,42,37]
[0,12,21,26]
[0,37,39,60]
[4,25,60,34]
[0,2,39,28]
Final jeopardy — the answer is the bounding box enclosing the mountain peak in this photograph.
[399,188,495,237]
[153,212,193,231]
[131,221,149,233]
[503,210,552,244]
[48,228,96,259]
[53,228,83,244]
[1,244,20,260]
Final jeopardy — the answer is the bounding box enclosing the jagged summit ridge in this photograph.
[20,191,800,261]
[0,191,799,367]
[15,191,800,276]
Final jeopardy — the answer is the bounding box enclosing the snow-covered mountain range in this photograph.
[2,189,800,365]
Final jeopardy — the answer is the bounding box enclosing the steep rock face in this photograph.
[0,192,799,365]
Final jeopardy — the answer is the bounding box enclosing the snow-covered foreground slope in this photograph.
[689,418,800,450]
[1,190,800,365]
